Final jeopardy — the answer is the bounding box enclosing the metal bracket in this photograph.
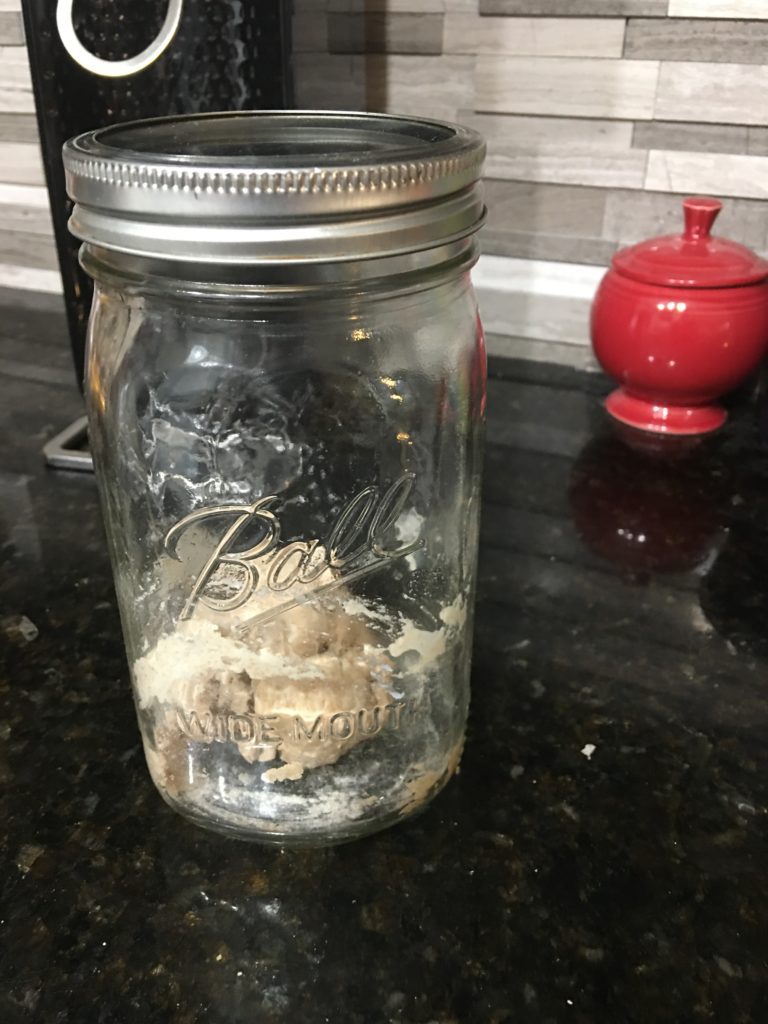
[43,415,93,472]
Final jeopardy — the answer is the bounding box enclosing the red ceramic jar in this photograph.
[591,197,768,435]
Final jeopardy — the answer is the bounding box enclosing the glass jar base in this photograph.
[153,757,459,847]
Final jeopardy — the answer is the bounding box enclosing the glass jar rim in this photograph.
[64,110,486,266]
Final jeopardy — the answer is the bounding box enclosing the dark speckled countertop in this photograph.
[2,297,768,1024]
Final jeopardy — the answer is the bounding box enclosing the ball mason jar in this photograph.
[63,111,486,844]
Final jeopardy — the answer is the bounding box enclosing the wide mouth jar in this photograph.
[64,111,487,845]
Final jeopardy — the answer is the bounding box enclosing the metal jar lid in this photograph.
[63,111,486,265]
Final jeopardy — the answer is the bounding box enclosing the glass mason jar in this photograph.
[63,111,486,844]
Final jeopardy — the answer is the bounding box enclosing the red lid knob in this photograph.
[683,196,722,242]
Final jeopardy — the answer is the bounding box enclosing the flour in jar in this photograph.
[133,574,466,796]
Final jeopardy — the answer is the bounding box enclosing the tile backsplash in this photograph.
[294,0,768,364]
[3,0,768,365]
[0,0,60,294]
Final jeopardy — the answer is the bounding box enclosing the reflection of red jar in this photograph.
[592,197,768,435]
[569,434,728,575]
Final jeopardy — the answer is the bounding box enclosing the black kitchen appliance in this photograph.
[22,0,292,386]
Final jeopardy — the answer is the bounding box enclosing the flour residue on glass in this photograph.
[132,553,467,834]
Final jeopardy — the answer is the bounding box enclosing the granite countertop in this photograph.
[2,299,768,1023]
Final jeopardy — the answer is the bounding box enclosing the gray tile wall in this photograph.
[294,0,768,353]
[0,3,58,288]
[4,0,768,334]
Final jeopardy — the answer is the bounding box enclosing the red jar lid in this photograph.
[612,197,768,289]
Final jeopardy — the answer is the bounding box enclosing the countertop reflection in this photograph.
[2,308,768,1023]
